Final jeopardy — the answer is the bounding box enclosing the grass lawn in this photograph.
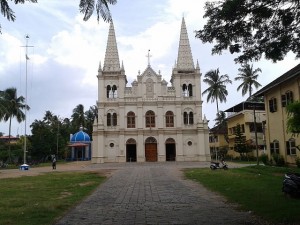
[185,165,300,224]
[0,171,105,225]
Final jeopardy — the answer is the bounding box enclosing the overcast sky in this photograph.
[0,0,299,136]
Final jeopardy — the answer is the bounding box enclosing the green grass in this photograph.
[0,171,105,225]
[185,166,300,224]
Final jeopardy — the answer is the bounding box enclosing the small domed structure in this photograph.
[71,127,90,142]
[68,126,91,161]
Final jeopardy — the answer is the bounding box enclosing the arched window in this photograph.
[183,111,194,125]
[112,85,118,98]
[107,112,117,126]
[106,85,111,98]
[188,84,193,96]
[145,110,155,127]
[183,112,188,124]
[106,85,118,99]
[112,113,117,126]
[189,112,194,124]
[182,83,193,97]
[107,113,111,126]
[182,84,188,97]
[165,111,174,127]
[127,111,135,128]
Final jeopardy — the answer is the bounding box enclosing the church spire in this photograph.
[176,17,194,71]
[103,21,121,72]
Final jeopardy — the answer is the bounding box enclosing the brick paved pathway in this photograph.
[54,162,263,225]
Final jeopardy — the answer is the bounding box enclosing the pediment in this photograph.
[141,66,158,78]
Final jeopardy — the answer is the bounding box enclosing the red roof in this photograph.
[68,143,89,147]
[0,135,19,140]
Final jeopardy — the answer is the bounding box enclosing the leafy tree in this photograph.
[30,112,71,160]
[196,0,300,63]
[235,64,262,97]
[286,101,300,138]
[0,87,29,162]
[234,123,251,158]
[202,68,232,113]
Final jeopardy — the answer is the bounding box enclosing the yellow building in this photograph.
[224,101,266,159]
[254,64,300,164]
[209,125,229,161]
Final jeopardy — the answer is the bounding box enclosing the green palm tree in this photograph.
[235,64,262,97]
[85,105,98,137]
[214,111,226,127]
[79,0,117,22]
[0,87,29,162]
[202,68,232,113]
[214,111,229,144]
[71,104,85,130]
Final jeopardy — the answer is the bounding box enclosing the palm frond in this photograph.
[1,0,16,21]
[79,0,95,21]
[96,0,112,22]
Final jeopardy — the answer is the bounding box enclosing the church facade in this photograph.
[92,18,210,163]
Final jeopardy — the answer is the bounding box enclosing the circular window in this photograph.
[109,143,114,148]
[187,141,192,146]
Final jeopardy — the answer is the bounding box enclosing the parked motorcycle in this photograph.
[210,160,228,170]
[282,172,300,198]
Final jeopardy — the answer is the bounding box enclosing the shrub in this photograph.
[272,153,285,167]
[296,157,300,168]
[260,153,269,165]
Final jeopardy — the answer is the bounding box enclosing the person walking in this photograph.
[52,156,57,170]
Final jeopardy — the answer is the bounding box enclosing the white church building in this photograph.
[92,18,210,163]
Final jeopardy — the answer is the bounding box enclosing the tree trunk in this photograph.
[8,116,12,163]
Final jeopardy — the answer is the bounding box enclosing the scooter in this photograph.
[282,172,300,198]
[210,160,228,170]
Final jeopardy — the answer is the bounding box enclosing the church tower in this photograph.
[92,18,210,164]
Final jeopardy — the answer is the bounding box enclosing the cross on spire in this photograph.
[146,49,152,66]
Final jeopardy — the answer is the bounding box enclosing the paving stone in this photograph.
[54,162,265,225]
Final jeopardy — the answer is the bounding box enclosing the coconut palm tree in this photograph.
[214,111,226,127]
[0,87,29,162]
[202,68,232,113]
[235,64,262,97]
[85,105,98,137]
[71,104,85,130]
[43,110,54,125]
[79,0,117,22]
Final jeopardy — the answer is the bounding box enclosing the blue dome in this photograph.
[71,127,90,142]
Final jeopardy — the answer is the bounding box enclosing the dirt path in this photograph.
[0,161,95,179]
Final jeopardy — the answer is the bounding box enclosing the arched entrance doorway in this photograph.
[145,137,157,162]
[126,138,137,162]
[166,138,176,161]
